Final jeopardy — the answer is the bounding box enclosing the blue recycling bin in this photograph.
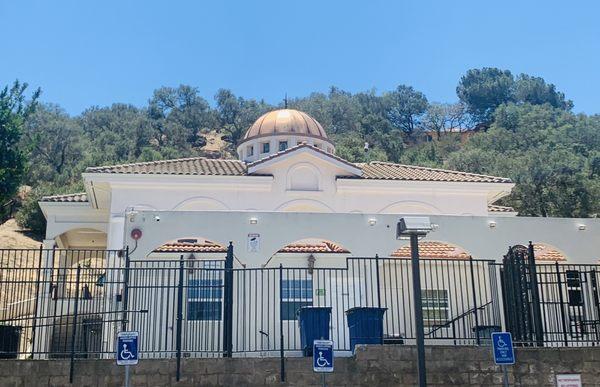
[346,307,387,351]
[297,306,331,357]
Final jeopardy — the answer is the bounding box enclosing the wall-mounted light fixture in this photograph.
[368,218,377,226]
[578,224,586,231]
[249,217,258,225]
[307,254,316,274]
[488,221,497,228]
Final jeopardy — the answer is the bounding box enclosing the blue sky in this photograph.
[2,0,599,115]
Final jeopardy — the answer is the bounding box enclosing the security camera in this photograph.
[154,215,161,222]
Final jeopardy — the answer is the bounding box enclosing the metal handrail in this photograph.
[425,300,493,336]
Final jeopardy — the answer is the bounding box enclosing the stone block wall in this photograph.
[0,345,598,386]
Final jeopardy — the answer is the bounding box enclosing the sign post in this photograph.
[116,331,139,387]
[491,332,515,387]
[313,340,333,387]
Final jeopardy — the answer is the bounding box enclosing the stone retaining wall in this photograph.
[0,345,598,386]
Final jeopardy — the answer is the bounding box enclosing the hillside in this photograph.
[0,219,41,250]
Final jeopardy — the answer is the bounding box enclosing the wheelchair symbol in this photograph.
[496,337,507,348]
[316,351,331,367]
[120,344,135,360]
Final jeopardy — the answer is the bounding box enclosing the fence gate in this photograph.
[500,243,544,346]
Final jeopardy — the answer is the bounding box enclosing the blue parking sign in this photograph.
[313,340,334,373]
[313,340,333,372]
[116,331,139,366]
[492,332,515,365]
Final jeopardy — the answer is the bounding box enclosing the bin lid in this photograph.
[345,307,388,315]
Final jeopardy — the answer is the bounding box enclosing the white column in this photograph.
[32,239,56,359]
[101,214,126,358]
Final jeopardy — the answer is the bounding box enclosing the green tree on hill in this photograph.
[0,81,40,205]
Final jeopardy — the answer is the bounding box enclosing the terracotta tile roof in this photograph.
[488,204,516,212]
[533,244,567,262]
[83,151,511,184]
[391,241,470,260]
[357,161,512,183]
[247,143,359,171]
[277,241,350,254]
[40,193,88,203]
[86,157,247,176]
[154,241,227,253]
[154,240,350,254]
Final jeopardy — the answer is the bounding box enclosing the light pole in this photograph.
[397,217,433,387]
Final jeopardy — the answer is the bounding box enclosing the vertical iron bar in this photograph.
[527,242,544,346]
[175,256,184,381]
[222,242,234,357]
[121,248,131,332]
[30,245,44,358]
[375,254,382,309]
[279,264,286,382]
[555,262,569,346]
[410,234,426,387]
[469,256,480,345]
[69,264,82,384]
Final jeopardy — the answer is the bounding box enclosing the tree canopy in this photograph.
[0,81,39,205]
[3,67,598,235]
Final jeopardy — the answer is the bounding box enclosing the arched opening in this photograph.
[54,228,107,250]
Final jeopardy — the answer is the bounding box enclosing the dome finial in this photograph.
[284,93,288,109]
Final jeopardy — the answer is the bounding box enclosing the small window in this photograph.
[187,262,223,321]
[279,141,288,151]
[421,289,449,327]
[247,145,254,157]
[261,142,270,154]
[281,279,313,320]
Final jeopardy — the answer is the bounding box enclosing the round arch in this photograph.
[377,201,441,215]
[275,199,335,213]
[173,196,231,211]
[286,162,322,191]
[54,227,107,249]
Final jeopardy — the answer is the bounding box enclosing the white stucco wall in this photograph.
[124,210,600,266]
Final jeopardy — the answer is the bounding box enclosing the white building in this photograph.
[32,108,600,357]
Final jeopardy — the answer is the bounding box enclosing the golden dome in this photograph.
[242,109,328,142]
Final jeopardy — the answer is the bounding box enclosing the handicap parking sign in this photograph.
[491,332,515,365]
[116,331,139,365]
[313,340,334,373]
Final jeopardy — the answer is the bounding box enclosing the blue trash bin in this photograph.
[297,306,331,356]
[346,307,387,352]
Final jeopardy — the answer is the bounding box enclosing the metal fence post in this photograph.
[555,261,569,347]
[222,242,234,357]
[69,264,82,384]
[176,255,184,382]
[468,256,480,345]
[30,245,44,358]
[527,241,544,346]
[410,234,427,387]
[121,247,131,332]
[375,254,382,309]
[279,264,285,383]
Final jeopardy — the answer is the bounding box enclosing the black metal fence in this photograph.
[1,244,599,367]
